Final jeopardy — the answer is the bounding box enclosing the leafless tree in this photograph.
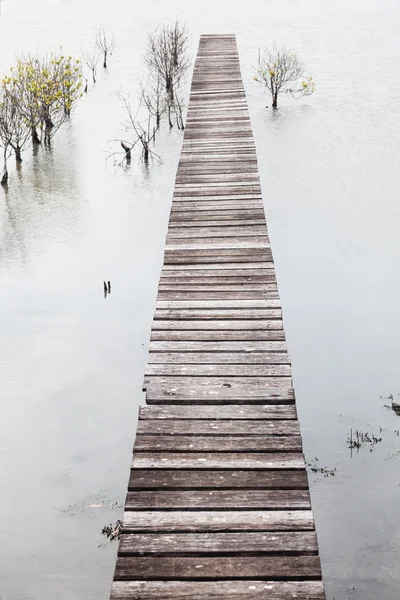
[254,45,314,109]
[96,28,116,69]
[0,82,32,184]
[82,47,99,83]
[143,19,190,129]
[108,93,161,166]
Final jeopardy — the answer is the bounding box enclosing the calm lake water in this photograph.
[1,0,400,598]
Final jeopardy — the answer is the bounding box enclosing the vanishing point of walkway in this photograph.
[110,34,325,599]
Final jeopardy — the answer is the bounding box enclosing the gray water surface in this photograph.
[1,0,400,598]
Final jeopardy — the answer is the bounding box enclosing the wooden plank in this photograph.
[165,240,270,250]
[164,248,271,258]
[165,248,270,255]
[155,299,280,307]
[150,331,285,341]
[114,556,321,580]
[128,469,307,490]
[160,269,275,278]
[168,220,267,228]
[161,263,273,271]
[145,381,294,404]
[125,489,310,509]
[157,290,279,302]
[149,341,288,352]
[144,364,291,377]
[144,376,292,393]
[170,202,264,213]
[118,531,318,555]
[138,405,297,420]
[131,452,305,470]
[153,309,282,320]
[136,419,300,436]
[155,292,280,301]
[166,228,267,238]
[147,352,290,364]
[164,255,272,265]
[151,320,283,331]
[122,509,314,532]
[111,580,326,600]
[133,435,301,453]
[168,214,266,225]
[159,275,276,285]
[158,285,277,292]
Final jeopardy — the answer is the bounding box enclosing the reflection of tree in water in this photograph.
[0,184,28,274]
[0,124,84,274]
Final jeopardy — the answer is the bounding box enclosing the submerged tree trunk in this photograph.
[32,128,41,145]
[103,53,107,68]
[15,146,22,163]
[121,141,131,163]
[1,162,8,186]
[143,142,149,163]
[272,92,278,109]
[44,117,53,146]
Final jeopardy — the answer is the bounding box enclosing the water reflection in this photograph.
[0,125,82,276]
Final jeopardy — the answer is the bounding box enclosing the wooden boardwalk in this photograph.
[110,34,325,599]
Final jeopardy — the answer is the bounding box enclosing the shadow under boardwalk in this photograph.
[110,34,326,600]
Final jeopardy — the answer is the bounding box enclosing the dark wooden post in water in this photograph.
[110,34,325,599]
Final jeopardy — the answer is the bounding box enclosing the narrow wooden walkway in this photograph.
[110,34,325,599]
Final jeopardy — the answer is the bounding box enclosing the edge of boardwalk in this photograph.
[110,34,326,600]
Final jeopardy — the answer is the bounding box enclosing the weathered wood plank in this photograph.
[128,469,307,490]
[125,489,310,510]
[150,330,285,341]
[136,419,300,436]
[159,275,276,285]
[166,228,267,238]
[114,556,321,580]
[144,364,291,377]
[118,531,318,555]
[122,509,314,532]
[149,340,288,352]
[111,580,326,600]
[151,320,283,331]
[138,405,297,420]
[133,434,301,453]
[155,292,280,301]
[155,299,280,307]
[168,220,267,229]
[164,249,272,263]
[158,285,277,292]
[165,239,270,250]
[147,352,290,364]
[131,452,304,470]
[153,309,282,320]
[168,214,267,225]
[145,381,294,404]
